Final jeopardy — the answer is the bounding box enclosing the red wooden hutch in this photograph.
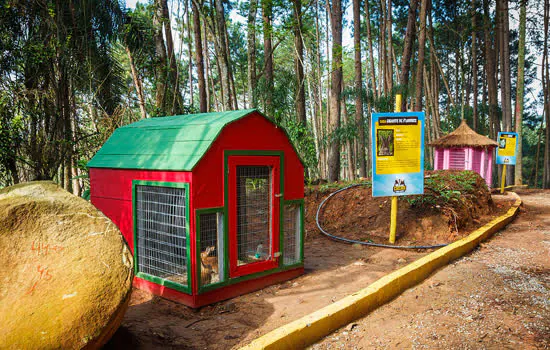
[88,109,304,308]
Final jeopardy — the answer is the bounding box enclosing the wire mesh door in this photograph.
[228,156,280,277]
[135,184,189,289]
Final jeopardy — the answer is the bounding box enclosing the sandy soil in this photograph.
[312,190,550,349]
[104,181,513,349]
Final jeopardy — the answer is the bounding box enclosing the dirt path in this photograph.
[104,190,512,350]
[312,190,550,349]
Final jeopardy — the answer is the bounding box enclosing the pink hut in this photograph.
[429,120,498,188]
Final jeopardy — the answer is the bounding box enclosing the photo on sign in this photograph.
[377,129,394,156]
[499,138,506,149]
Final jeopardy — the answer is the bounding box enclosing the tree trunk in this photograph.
[213,0,233,110]
[543,0,550,188]
[327,0,343,182]
[472,0,478,131]
[498,0,512,133]
[293,0,306,125]
[342,96,355,180]
[161,0,184,114]
[247,0,258,108]
[386,0,393,93]
[514,0,527,185]
[153,1,168,113]
[379,0,387,95]
[126,46,147,119]
[414,0,428,111]
[365,0,378,99]
[400,0,418,110]
[262,0,274,116]
[353,0,366,177]
[192,0,207,112]
[203,18,211,111]
[315,0,326,179]
[483,0,499,140]
[187,1,194,110]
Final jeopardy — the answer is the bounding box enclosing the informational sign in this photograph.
[371,112,425,197]
[496,132,518,165]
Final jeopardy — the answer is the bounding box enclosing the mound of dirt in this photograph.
[0,181,133,349]
[307,170,498,246]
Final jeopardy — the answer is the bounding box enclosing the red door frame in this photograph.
[228,155,280,278]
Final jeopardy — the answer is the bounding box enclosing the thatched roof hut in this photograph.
[429,119,497,188]
[429,119,498,148]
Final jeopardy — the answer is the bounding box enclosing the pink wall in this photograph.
[434,146,494,188]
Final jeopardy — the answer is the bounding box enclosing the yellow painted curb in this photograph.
[242,193,522,350]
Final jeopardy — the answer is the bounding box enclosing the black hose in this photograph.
[315,183,448,250]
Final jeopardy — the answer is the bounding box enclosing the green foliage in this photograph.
[406,171,480,208]
[280,118,318,177]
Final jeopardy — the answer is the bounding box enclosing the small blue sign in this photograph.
[496,132,518,165]
[371,112,425,197]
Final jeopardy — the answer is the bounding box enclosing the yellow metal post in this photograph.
[500,164,507,194]
[389,94,402,244]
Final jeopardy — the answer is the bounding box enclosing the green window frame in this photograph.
[132,180,191,294]
[195,207,226,293]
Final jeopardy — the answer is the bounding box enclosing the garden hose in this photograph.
[315,183,449,250]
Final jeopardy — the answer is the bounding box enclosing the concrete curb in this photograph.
[241,192,522,350]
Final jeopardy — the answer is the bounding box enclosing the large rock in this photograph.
[0,181,133,349]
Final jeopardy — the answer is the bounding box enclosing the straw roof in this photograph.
[428,119,498,148]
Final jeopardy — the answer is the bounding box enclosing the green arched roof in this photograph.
[88,109,265,171]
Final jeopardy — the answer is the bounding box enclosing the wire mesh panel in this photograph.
[236,166,272,266]
[198,212,224,287]
[136,185,188,287]
[283,203,301,266]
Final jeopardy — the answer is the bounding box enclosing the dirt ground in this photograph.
[312,190,550,349]
[104,176,515,350]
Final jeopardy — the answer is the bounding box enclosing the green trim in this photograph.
[132,180,192,294]
[282,199,305,266]
[195,207,226,294]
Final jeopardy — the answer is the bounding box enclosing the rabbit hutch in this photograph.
[428,119,498,187]
[87,109,305,308]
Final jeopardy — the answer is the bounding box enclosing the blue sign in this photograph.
[371,112,425,197]
[496,132,518,165]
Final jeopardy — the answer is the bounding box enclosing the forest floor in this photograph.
[104,172,516,349]
[312,189,550,349]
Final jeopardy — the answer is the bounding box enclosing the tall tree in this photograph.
[262,0,274,115]
[471,0,479,131]
[543,0,550,188]
[247,0,258,108]
[160,0,184,114]
[293,0,306,124]
[365,0,378,99]
[414,0,428,111]
[514,0,527,184]
[153,1,169,113]
[353,0,366,177]
[327,0,343,182]
[400,0,418,110]
[214,0,234,110]
[192,0,207,112]
[483,0,499,139]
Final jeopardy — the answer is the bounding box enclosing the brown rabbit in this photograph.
[200,246,218,286]
[200,259,212,285]
[201,246,218,274]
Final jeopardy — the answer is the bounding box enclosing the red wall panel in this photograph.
[192,112,304,209]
